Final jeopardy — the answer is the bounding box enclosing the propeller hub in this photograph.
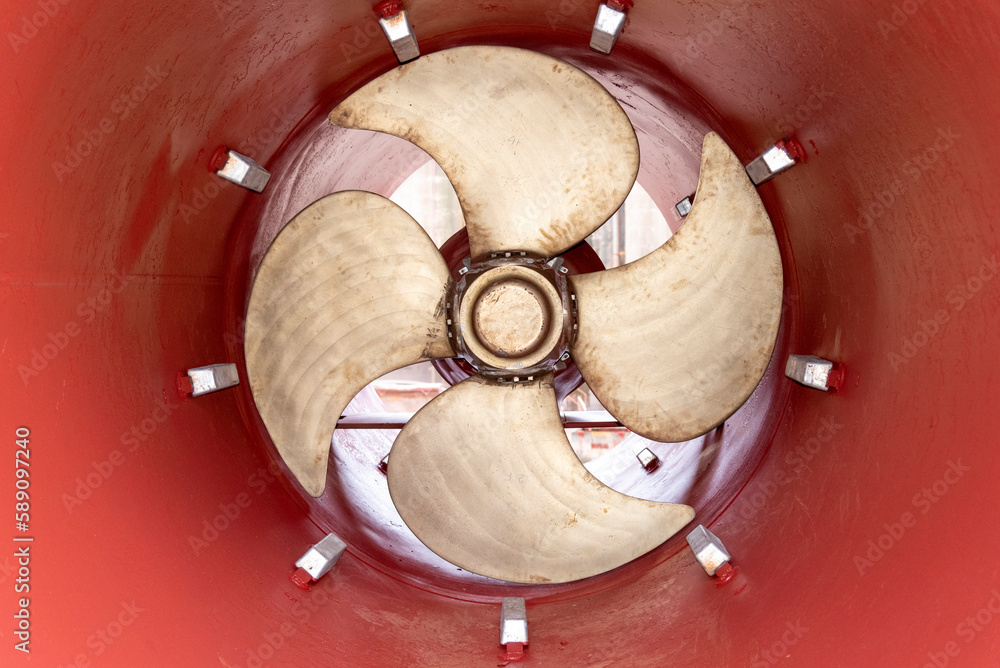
[452,260,574,376]
[472,278,551,357]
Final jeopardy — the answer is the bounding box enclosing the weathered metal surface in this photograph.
[473,279,548,356]
[456,263,566,372]
[569,133,783,442]
[329,45,639,260]
[245,191,454,497]
[785,354,836,391]
[386,374,694,584]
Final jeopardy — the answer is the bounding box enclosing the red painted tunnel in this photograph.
[2,0,999,665]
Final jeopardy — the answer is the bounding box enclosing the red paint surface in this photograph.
[607,0,634,12]
[373,0,404,20]
[1,0,999,666]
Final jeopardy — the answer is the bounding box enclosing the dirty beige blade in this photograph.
[330,45,639,260]
[245,192,454,497]
[387,375,694,583]
[570,132,783,442]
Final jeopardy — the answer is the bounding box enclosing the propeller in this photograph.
[245,45,783,584]
[244,192,455,497]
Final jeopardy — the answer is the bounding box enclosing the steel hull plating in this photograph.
[2,1,998,665]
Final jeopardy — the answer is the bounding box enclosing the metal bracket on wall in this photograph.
[375,1,419,63]
[686,525,731,576]
[500,597,528,658]
[214,149,271,193]
[636,447,660,472]
[675,193,695,218]
[590,1,632,54]
[185,363,239,397]
[785,354,844,391]
[292,533,347,589]
[745,138,806,186]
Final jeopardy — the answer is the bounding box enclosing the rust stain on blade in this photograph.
[569,132,783,443]
[244,191,454,497]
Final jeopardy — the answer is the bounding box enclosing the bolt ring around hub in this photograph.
[458,264,566,372]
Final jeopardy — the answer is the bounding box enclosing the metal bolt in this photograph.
[215,149,271,192]
[785,354,843,391]
[377,8,419,63]
[636,447,659,472]
[590,2,628,55]
[686,525,731,577]
[745,142,799,186]
[186,363,239,397]
[500,597,528,651]
[294,533,347,582]
[675,194,694,218]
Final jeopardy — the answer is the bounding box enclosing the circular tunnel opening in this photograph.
[227,44,797,600]
[12,1,999,665]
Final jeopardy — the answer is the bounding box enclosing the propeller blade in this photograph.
[387,375,694,584]
[245,191,454,497]
[330,45,639,260]
[569,132,783,442]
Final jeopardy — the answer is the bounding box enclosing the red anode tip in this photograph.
[290,568,314,591]
[373,0,402,19]
[210,146,230,172]
[502,642,526,661]
[778,136,808,164]
[826,364,845,390]
[715,562,735,585]
[176,372,193,398]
